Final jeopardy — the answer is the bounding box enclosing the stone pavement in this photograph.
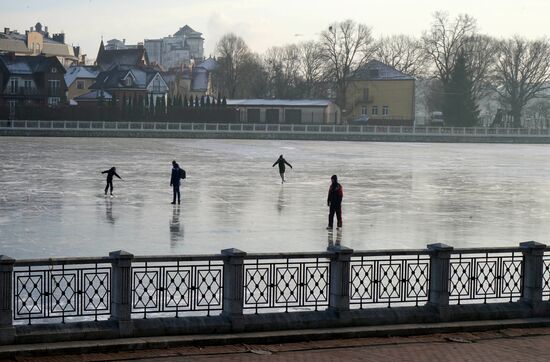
[8,327,550,362]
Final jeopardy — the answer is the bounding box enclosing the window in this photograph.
[266,109,279,123]
[382,106,389,115]
[77,80,85,90]
[8,100,16,112]
[372,106,378,115]
[362,88,369,101]
[247,108,261,122]
[124,77,132,87]
[361,106,368,115]
[24,80,32,89]
[48,80,60,94]
[284,109,302,123]
[152,77,161,93]
[51,67,57,73]
[48,97,60,106]
[9,78,18,93]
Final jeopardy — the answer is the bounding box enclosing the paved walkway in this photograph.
[10,327,550,361]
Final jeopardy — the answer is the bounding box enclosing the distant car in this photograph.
[352,115,370,124]
[429,111,444,126]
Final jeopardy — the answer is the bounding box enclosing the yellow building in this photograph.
[64,66,99,102]
[345,60,415,126]
[0,23,78,68]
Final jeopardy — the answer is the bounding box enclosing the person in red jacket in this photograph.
[327,174,343,229]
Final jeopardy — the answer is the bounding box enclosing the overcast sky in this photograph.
[2,0,549,59]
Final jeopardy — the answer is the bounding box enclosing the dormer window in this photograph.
[125,77,132,87]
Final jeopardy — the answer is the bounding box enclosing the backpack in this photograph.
[179,168,186,179]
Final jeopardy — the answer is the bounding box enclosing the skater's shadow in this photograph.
[104,198,116,224]
[169,205,184,246]
[327,228,342,247]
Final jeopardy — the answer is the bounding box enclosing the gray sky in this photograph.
[1,0,549,59]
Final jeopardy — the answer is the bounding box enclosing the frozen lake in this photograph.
[1,137,550,258]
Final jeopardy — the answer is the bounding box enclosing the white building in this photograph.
[227,99,341,124]
[144,25,204,70]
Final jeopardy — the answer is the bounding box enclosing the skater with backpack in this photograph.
[170,160,186,204]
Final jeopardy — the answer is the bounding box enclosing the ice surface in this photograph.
[1,137,550,258]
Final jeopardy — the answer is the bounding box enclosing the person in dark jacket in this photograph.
[272,155,293,183]
[327,174,343,229]
[170,160,182,205]
[101,167,122,196]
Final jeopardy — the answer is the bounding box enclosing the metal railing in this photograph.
[131,255,224,319]
[350,250,431,309]
[243,252,331,314]
[1,120,550,137]
[1,242,548,328]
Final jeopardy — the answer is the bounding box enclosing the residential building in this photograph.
[226,99,341,124]
[95,40,149,71]
[64,66,99,102]
[144,25,204,70]
[0,23,78,68]
[0,54,67,115]
[90,65,169,107]
[164,56,218,100]
[345,60,415,126]
[104,38,137,50]
[87,40,168,107]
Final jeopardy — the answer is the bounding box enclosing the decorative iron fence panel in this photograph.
[349,253,430,308]
[13,262,111,325]
[543,253,550,301]
[243,256,330,313]
[449,250,523,304]
[131,259,223,318]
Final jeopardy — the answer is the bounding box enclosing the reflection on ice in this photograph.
[1,137,550,258]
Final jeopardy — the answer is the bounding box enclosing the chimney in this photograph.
[52,33,65,44]
[45,26,48,33]
[81,54,86,65]
[123,38,126,45]
[30,27,33,32]
[4,27,9,34]
[137,42,144,49]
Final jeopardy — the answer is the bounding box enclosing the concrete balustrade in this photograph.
[2,121,550,143]
[2,242,550,345]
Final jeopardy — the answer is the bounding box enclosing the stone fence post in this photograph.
[222,248,246,331]
[109,250,134,336]
[0,256,15,345]
[427,243,453,321]
[327,245,353,314]
[520,241,547,314]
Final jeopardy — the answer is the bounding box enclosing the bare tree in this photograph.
[298,41,325,98]
[492,37,550,127]
[320,19,376,108]
[422,12,477,85]
[238,53,269,98]
[375,35,428,77]
[214,33,253,98]
[463,34,498,99]
[264,44,302,98]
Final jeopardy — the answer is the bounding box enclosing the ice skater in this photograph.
[101,167,122,196]
[170,160,184,205]
[327,174,343,229]
[272,155,293,183]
